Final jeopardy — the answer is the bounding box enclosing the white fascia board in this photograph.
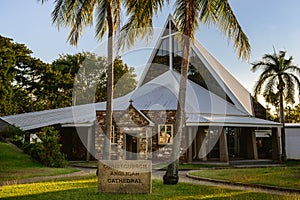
[61,123,94,127]
[187,122,282,128]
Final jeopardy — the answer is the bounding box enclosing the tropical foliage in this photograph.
[252,49,300,160]
[41,0,166,161]
[0,35,137,117]
[22,127,67,168]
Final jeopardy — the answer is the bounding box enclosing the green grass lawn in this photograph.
[0,176,298,200]
[189,164,300,190]
[1,141,299,199]
[0,141,77,182]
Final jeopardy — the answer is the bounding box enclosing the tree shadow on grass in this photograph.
[0,179,296,200]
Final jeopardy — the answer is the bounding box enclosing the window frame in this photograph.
[158,124,173,145]
[110,125,117,144]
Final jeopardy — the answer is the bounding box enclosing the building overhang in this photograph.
[186,114,282,128]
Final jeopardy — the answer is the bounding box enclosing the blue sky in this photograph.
[1,0,300,98]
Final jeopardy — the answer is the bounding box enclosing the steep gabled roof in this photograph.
[138,15,253,116]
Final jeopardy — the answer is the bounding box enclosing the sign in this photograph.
[98,160,152,193]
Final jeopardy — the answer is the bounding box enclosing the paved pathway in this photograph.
[152,170,300,196]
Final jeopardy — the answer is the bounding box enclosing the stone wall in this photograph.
[95,109,178,162]
[141,110,176,162]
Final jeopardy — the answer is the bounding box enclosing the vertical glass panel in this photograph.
[172,35,183,73]
[141,38,170,85]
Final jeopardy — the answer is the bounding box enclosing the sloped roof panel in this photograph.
[127,70,247,116]
[187,114,281,128]
[193,40,253,115]
[2,104,96,131]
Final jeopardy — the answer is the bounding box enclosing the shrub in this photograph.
[24,127,67,168]
[0,125,25,146]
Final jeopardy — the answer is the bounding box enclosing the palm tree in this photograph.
[251,50,300,161]
[45,0,120,160]
[163,0,251,184]
[40,0,165,162]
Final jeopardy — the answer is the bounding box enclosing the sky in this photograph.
[1,0,300,106]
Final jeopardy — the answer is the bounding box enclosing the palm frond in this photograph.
[174,0,199,37]
[253,73,275,99]
[200,0,251,60]
[51,0,96,46]
[67,0,96,45]
[95,0,107,40]
[283,73,295,104]
[288,73,300,101]
[252,49,300,108]
[120,0,165,49]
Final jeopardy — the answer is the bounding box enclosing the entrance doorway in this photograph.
[126,134,138,160]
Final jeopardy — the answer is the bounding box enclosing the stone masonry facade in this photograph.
[95,106,177,162]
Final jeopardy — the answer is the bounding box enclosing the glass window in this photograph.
[158,124,173,145]
[111,126,117,144]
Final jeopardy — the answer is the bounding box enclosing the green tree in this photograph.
[0,35,46,115]
[40,0,164,162]
[52,53,137,104]
[52,52,98,105]
[163,0,251,184]
[14,51,70,111]
[95,56,137,102]
[252,49,300,161]
[0,36,19,116]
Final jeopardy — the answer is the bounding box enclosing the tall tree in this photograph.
[0,36,17,116]
[42,0,120,159]
[162,0,251,184]
[252,49,300,161]
[41,0,164,162]
[0,35,48,115]
[52,53,137,105]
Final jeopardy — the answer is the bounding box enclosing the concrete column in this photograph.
[246,129,258,160]
[272,127,282,163]
[188,127,193,163]
[86,126,92,161]
[199,128,207,161]
[219,128,229,162]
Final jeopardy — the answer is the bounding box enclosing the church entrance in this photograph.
[126,134,138,160]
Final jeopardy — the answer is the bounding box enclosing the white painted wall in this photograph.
[285,124,300,160]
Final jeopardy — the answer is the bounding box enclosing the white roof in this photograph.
[1,104,96,131]
[187,113,281,127]
[1,69,280,130]
[97,70,248,116]
[285,123,300,128]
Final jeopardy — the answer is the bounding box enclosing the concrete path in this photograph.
[152,170,300,196]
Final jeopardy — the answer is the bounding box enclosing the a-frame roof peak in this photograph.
[137,15,254,116]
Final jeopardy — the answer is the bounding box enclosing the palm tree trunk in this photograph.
[164,0,193,184]
[279,89,286,161]
[103,2,114,160]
